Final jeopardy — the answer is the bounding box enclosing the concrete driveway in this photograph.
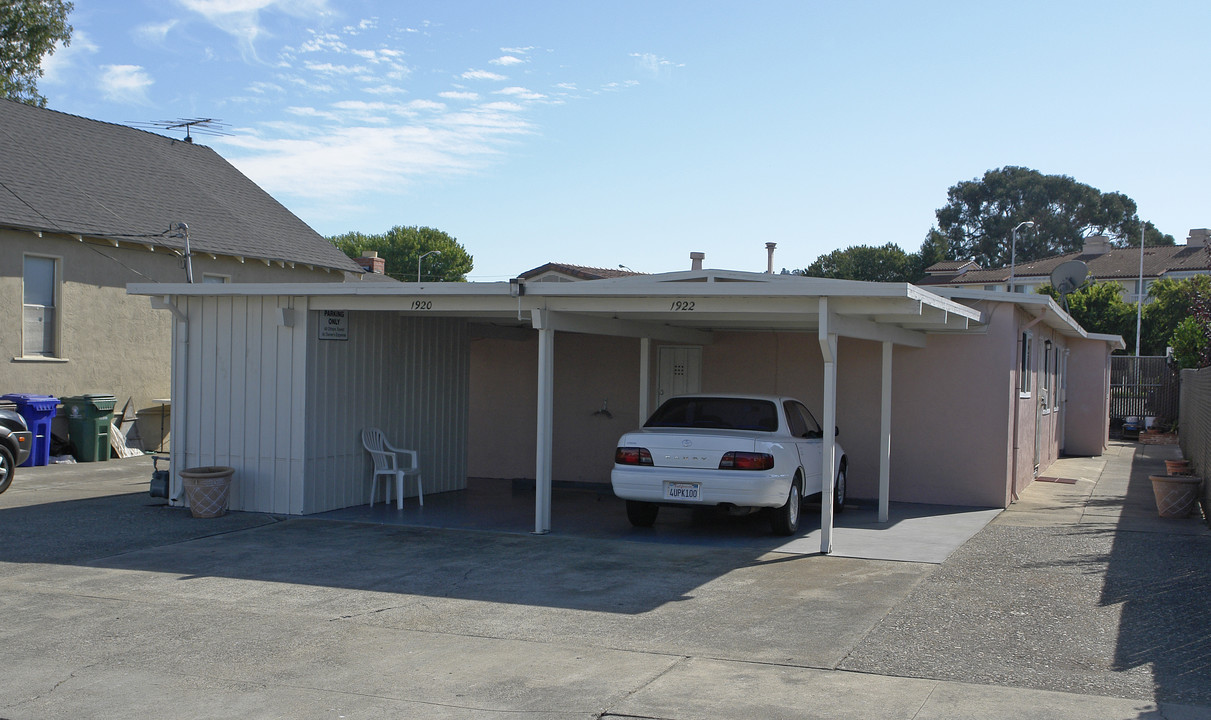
[1,449,1208,719]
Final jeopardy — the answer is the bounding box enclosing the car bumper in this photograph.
[12,430,32,465]
[611,465,793,508]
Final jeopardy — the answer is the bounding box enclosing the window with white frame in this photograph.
[202,273,230,283]
[22,255,59,357]
[1020,331,1033,396]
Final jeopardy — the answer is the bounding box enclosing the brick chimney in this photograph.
[1187,229,1209,248]
[690,251,705,271]
[355,250,385,274]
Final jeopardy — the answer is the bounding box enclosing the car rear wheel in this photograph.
[626,500,659,527]
[0,444,14,494]
[771,476,801,536]
[833,462,847,514]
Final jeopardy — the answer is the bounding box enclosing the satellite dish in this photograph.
[1050,259,1089,310]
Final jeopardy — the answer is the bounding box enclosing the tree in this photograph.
[1,0,73,107]
[328,226,473,283]
[1171,295,1211,368]
[1038,280,1136,352]
[797,243,915,283]
[1139,276,1211,356]
[934,166,1174,268]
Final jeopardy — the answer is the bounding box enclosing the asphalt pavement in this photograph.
[0,442,1208,719]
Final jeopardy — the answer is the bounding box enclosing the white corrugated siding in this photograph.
[170,297,469,515]
[172,295,308,515]
[303,311,470,513]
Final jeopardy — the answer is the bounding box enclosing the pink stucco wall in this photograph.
[466,302,1114,509]
[1064,339,1112,456]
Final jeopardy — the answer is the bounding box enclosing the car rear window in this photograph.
[645,397,778,432]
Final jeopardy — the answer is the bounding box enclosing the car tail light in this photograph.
[615,447,654,466]
[718,451,774,470]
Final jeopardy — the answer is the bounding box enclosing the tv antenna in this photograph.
[129,118,232,143]
[1050,259,1089,312]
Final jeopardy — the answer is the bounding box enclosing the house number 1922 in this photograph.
[670,300,696,311]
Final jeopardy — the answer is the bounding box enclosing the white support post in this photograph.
[533,311,555,534]
[818,298,837,555]
[639,337,651,424]
[879,341,892,523]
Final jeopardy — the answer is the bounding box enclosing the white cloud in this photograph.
[501,46,534,54]
[351,47,406,63]
[344,18,376,34]
[495,86,545,101]
[363,84,407,95]
[134,20,179,45]
[222,98,535,203]
[479,101,523,112]
[100,64,154,104]
[406,99,446,112]
[490,55,523,66]
[40,30,98,85]
[461,69,506,81]
[177,0,331,56]
[304,61,364,75]
[298,32,346,53]
[247,80,284,94]
[440,91,478,101]
[630,52,684,77]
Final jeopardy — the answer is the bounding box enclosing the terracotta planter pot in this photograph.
[180,466,235,518]
[1149,474,1202,518]
[1165,459,1192,475]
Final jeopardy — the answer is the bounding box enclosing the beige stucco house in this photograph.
[0,99,365,447]
[920,230,1211,302]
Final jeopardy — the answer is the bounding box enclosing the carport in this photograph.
[133,269,983,555]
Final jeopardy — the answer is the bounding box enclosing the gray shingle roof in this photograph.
[0,99,362,273]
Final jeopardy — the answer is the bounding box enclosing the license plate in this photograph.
[665,482,701,500]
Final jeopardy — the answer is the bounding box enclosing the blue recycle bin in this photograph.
[0,393,59,467]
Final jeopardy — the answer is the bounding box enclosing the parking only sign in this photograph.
[319,309,348,340]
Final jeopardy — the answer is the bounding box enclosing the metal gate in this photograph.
[1110,356,1182,423]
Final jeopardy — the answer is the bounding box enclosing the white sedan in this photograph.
[611,394,847,535]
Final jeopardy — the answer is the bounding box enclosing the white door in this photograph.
[657,346,702,404]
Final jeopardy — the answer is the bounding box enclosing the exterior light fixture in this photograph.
[418,250,442,282]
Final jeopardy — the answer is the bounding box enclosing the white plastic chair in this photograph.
[361,428,423,509]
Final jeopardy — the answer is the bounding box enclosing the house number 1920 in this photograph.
[670,300,696,311]
[411,300,433,310]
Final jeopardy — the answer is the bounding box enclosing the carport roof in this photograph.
[132,269,985,347]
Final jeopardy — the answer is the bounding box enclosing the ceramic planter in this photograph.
[1149,474,1202,518]
[180,466,235,518]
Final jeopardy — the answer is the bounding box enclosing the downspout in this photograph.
[156,295,189,505]
[1010,307,1048,503]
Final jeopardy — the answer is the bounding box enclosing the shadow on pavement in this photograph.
[1103,446,1211,706]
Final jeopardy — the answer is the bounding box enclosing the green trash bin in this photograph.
[62,394,117,462]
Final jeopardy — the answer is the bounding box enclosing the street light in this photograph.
[1009,221,1035,293]
[417,250,442,282]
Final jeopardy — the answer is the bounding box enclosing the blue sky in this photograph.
[39,1,1210,280]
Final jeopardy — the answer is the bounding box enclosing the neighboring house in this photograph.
[131,266,1121,557]
[0,98,365,448]
[519,262,642,283]
[919,230,1211,302]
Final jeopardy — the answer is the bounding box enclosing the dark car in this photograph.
[0,408,33,494]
